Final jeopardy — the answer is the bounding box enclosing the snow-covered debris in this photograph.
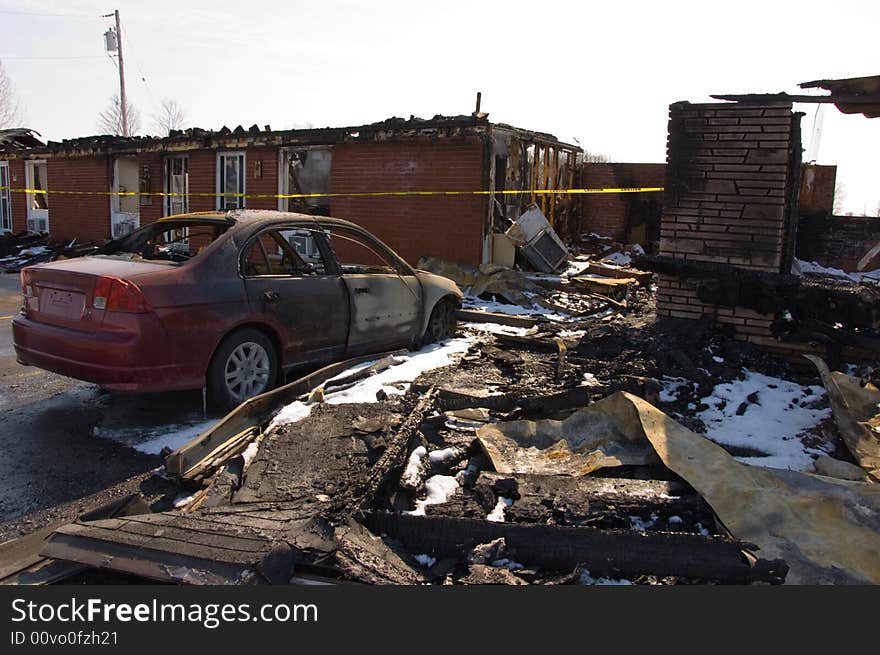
[579,569,633,585]
[405,475,459,516]
[629,513,658,532]
[794,258,880,283]
[401,446,427,488]
[697,370,831,471]
[603,251,632,266]
[414,554,437,568]
[428,447,463,467]
[659,377,690,403]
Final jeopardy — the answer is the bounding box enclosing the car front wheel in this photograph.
[208,328,278,411]
[424,298,458,344]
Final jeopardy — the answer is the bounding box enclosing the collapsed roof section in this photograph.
[0,114,580,159]
[711,74,880,119]
[0,128,44,150]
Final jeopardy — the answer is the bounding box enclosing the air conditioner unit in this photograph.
[26,218,48,234]
[112,220,135,239]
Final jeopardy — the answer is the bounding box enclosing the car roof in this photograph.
[156,209,367,233]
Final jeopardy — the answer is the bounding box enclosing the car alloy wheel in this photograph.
[223,341,271,402]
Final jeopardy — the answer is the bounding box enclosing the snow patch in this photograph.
[95,419,218,456]
[323,338,473,405]
[697,370,831,471]
[405,475,460,516]
[486,496,513,522]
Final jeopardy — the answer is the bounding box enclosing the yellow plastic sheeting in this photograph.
[479,391,880,584]
[476,393,659,477]
[806,355,880,482]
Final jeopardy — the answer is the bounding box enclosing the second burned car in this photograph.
[13,210,462,410]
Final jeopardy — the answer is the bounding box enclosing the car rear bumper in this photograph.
[12,314,204,392]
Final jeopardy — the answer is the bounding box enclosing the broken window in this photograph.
[241,228,325,277]
[279,148,332,215]
[326,227,401,275]
[217,152,245,210]
[25,160,49,233]
[96,219,230,264]
[164,156,189,216]
[26,161,48,210]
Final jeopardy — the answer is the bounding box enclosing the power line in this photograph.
[1,55,105,60]
[0,9,97,18]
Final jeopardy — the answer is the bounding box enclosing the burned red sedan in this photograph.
[13,210,462,409]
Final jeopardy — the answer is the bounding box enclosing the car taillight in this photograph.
[93,276,149,313]
[20,268,34,298]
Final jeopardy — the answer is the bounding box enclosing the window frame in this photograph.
[0,161,11,233]
[164,155,189,217]
[216,151,246,210]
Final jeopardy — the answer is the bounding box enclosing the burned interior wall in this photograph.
[797,214,880,272]
[656,101,807,356]
[330,137,486,267]
[577,163,666,245]
[799,164,837,216]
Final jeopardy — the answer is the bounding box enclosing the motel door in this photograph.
[0,162,10,232]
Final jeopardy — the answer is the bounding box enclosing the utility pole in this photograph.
[103,9,128,136]
[115,10,128,137]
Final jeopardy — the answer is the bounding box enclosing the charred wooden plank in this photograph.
[165,349,406,481]
[478,473,711,526]
[456,309,540,328]
[363,511,787,584]
[41,534,256,585]
[0,493,150,586]
[432,386,590,414]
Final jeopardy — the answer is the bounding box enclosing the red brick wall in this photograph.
[187,150,216,213]
[46,157,111,243]
[579,163,666,241]
[244,146,278,210]
[138,152,163,225]
[330,137,486,267]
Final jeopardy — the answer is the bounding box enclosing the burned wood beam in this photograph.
[356,388,437,511]
[428,386,591,414]
[455,309,540,329]
[363,512,787,584]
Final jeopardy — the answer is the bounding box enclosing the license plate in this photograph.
[40,289,85,318]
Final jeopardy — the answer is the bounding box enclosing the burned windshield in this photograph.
[95,220,231,264]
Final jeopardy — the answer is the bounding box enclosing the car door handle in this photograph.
[354,287,370,295]
[262,290,280,302]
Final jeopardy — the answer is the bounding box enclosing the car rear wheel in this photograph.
[424,298,458,344]
[208,328,278,411]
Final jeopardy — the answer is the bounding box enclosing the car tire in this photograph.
[423,297,458,344]
[208,328,278,412]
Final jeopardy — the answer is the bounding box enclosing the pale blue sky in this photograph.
[1,0,878,214]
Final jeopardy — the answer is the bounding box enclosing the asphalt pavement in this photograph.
[0,273,213,535]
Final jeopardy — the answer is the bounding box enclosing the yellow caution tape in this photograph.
[0,186,663,199]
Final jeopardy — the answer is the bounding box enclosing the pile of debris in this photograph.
[0,232,98,273]
[3,310,878,585]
